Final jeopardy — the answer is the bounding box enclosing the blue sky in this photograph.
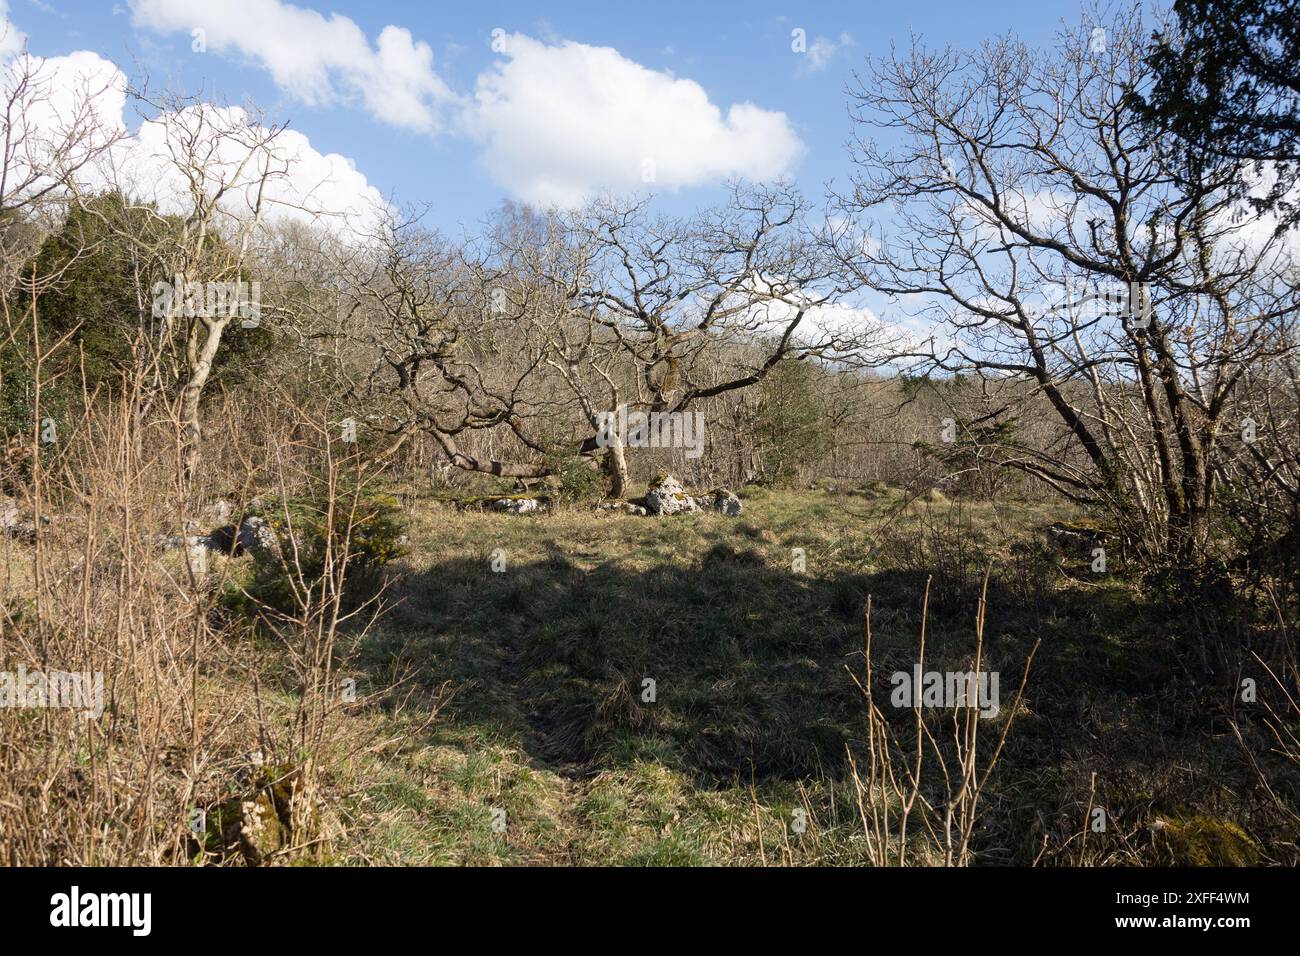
[10,0,1087,232]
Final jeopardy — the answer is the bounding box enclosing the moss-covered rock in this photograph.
[201,790,283,865]
[198,764,306,866]
[644,474,699,516]
[1045,519,1112,551]
[453,493,552,513]
[221,488,407,617]
[1153,814,1260,866]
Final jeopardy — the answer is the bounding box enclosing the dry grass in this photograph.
[3,418,1296,865]
[328,486,1297,866]
[0,380,420,865]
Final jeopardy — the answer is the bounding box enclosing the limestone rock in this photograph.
[699,488,742,516]
[489,496,548,514]
[237,515,283,565]
[644,474,698,516]
[1046,521,1111,551]
[200,765,305,866]
[595,500,649,516]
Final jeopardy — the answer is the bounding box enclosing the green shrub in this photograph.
[227,483,407,617]
[753,359,834,487]
[545,452,604,502]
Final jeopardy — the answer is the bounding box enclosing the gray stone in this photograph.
[596,500,649,516]
[238,515,283,564]
[202,499,235,525]
[700,488,743,516]
[156,532,214,552]
[1045,522,1111,554]
[644,474,699,516]
[490,496,547,514]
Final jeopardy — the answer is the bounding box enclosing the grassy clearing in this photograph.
[329,487,1296,865]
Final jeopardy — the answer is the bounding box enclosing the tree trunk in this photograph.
[604,437,629,498]
[430,429,550,479]
[178,318,228,483]
[1167,500,1211,562]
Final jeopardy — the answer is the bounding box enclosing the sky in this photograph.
[4,0,1090,233]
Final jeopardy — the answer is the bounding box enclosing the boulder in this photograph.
[6,521,37,543]
[1,498,39,541]
[595,500,649,516]
[644,474,699,516]
[237,515,283,565]
[699,488,743,516]
[235,791,284,865]
[203,499,235,525]
[489,495,548,514]
[199,764,305,866]
[1046,521,1111,551]
[204,789,285,866]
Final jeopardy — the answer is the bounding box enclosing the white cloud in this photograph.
[724,275,901,357]
[1214,162,1300,268]
[117,105,386,232]
[7,49,384,232]
[129,0,460,133]
[0,1,25,58]
[792,300,887,344]
[23,50,127,138]
[34,7,810,213]
[751,296,927,364]
[469,33,805,208]
[0,50,128,207]
[804,33,853,73]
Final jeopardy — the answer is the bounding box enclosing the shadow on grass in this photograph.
[362,534,1176,789]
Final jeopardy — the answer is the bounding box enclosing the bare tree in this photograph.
[0,51,124,290]
[96,94,305,481]
[0,50,125,482]
[338,183,891,494]
[832,10,1300,560]
[565,182,890,493]
[323,203,557,481]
